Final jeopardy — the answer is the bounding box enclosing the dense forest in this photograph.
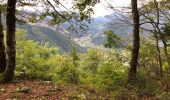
[0,0,170,99]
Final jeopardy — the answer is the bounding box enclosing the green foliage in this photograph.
[135,37,168,97]
[80,49,127,92]
[96,62,126,91]
[50,48,81,84]
[162,22,170,40]
[50,55,80,84]
[40,11,72,25]
[0,4,7,14]
[14,29,170,98]
[74,0,100,20]
[95,50,127,91]
[160,0,170,10]
[16,29,58,79]
[16,29,81,83]
[134,69,159,96]
[70,47,80,67]
[114,69,160,99]
[80,48,103,74]
[104,30,122,48]
[139,37,158,74]
[28,14,39,23]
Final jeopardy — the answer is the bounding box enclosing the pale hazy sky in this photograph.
[17,0,131,18]
[92,0,131,17]
[57,0,131,17]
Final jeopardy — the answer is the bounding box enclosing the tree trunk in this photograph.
[162,40,170,70]
[155,35,163,77]
[0,7,6,73]
[127,0,140,83]
[154,0,163,77]
[0,0,17,83]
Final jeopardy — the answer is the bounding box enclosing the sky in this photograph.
[56,0,131,17]
[92,0,131,17]
[17,0,131,18]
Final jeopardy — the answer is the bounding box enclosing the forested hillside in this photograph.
[18,23,86,52]
[0,0,170,99]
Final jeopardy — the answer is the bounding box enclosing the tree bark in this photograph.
[155,34,163,77]
[154,0,163,77]
[0,7,6,73]
[0,0,17,83]
[127,0,140,83]
[162,40,170,70]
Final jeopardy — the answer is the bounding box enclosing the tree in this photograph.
[70,47,80,67]
[153,0,163,76]
[0,0,100,83]
[104,30,123,48]
[139,0,170,76]
[127,0,140,83]
[0,6,6,73]
[74,0,100,20]
[0,0,17,83]
[82,49,103,74]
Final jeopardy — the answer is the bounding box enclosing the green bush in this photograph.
[93,50,127,91]
[132,68,160,97]
[96,61,126,91]
[50,55,80,84]
[15,29,170,99]
[80,48,104,75]
[16,29,58,79]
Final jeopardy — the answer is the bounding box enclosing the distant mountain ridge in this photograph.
[52,14,132,47]
[1,15,86,53]
[17,23,86,52]
[2,13,132,52]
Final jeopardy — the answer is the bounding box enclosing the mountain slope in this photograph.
[17,24,86,52]
[55,15,132,47]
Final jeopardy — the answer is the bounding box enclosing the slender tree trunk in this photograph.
[155,35,163,77]
[154,0,163,76]
[0,8,6,73]
[127,0,140,83]
[0,0,17,83]
[162,40,170,70]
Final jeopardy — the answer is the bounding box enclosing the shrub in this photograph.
[95,61,126,91]
[16,29,58,79]
[94,50,127,91]
[80,48,104,75]
[50,55,80,84]
[136,70,158,96]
